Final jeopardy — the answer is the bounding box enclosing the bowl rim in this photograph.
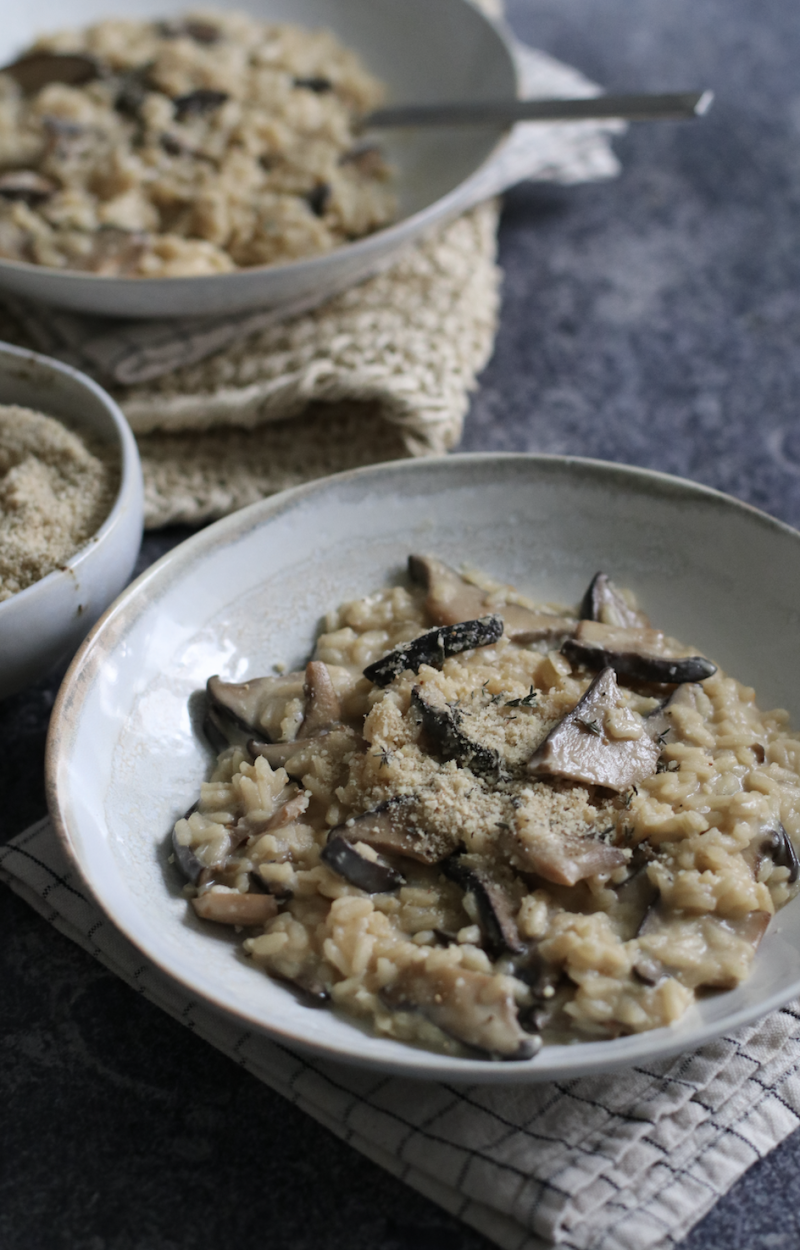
[44,452,800,1081]
[0,2,519,294]
[0,340,143,617]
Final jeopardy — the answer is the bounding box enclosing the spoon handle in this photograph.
[365,90,713,129]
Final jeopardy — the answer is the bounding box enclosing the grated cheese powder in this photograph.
[0,404,116,602]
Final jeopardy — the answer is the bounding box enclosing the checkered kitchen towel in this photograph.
[3,816,800,1250]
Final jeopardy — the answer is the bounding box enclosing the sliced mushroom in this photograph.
[173,88,229,120]
[2,51,100,94]
[321,835,405,893]
[299,661,341,737]
[563,620,717,685]
[501,821,626,888]
[207,671,305,738]
[408,554,576,643]
[160,19,221,43]
[637,904,771,989]
[510,949,562,1032]
[248,726,363,777]
[441,854,524,956]
[745,824,800,884]
[204,702,252,753]
[363,615,503,688]
[339,142,385,175]
[293,76,333,92]
[69,227,146,277]
[331,796,457,865]
[192,891,278,926]
[770,825,800,883]
[0,171,56,205]
[411,685,505,780]
[527,667,660,791]
[248,737,313,768]
[381,963,539,1060]
[305,182,331,217]
[580,572,649,628]
[265,790,310,830]
[228,786,309,845]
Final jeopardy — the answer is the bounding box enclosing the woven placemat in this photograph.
[0,29,622,529]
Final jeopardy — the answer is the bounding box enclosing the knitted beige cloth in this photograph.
[0,31,621,528]
[130,201,501,524]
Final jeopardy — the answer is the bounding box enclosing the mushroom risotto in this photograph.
[0,11,393,276]
[172,557,800,1060]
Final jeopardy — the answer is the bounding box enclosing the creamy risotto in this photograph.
[171,556,800,1061]
[0,11,393,276]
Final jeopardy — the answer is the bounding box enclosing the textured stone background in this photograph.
[3,0,800,1245]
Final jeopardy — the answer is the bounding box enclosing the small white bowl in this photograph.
[0,0,518,319]
[0,341,143,699]
[45,455,800,1081]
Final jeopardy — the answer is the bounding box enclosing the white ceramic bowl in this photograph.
[0,342,143,699]
[46,454,800,1081]
[0,0,518,318]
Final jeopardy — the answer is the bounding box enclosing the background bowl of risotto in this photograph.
[45,454,800,1081]
[0,0,519,318]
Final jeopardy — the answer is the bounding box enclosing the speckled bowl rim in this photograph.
[0,341,142,615]
[44,453,800,1081]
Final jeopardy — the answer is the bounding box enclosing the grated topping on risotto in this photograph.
[171,556,800,1061]
[0,11,394,276]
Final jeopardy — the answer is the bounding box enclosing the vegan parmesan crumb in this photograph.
[0,403,117,601]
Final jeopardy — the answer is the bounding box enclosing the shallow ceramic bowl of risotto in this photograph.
[0,341,143,699]
[0,0,521,318]
[45,454,800,1081]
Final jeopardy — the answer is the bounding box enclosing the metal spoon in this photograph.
[364,89,713,129]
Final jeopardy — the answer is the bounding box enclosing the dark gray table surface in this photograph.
[3,0,800,1246]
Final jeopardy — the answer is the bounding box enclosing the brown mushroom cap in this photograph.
[408,554,576,643]
[0,170,57,205]
[411,684,506,780]
[172,88,229,120]
[299,661,342,737]
[192,892,277,926]
[207,671,305,738]
[580,572,650,628]
[2,51,100,94]
[563,621,717,685]
[500,817,626,887]
[527,666,660,791]
[321,835,405,893]
[329,796,457,865]
[363,615,503,687]
[442,854,524,956]
[248,726,363,778]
